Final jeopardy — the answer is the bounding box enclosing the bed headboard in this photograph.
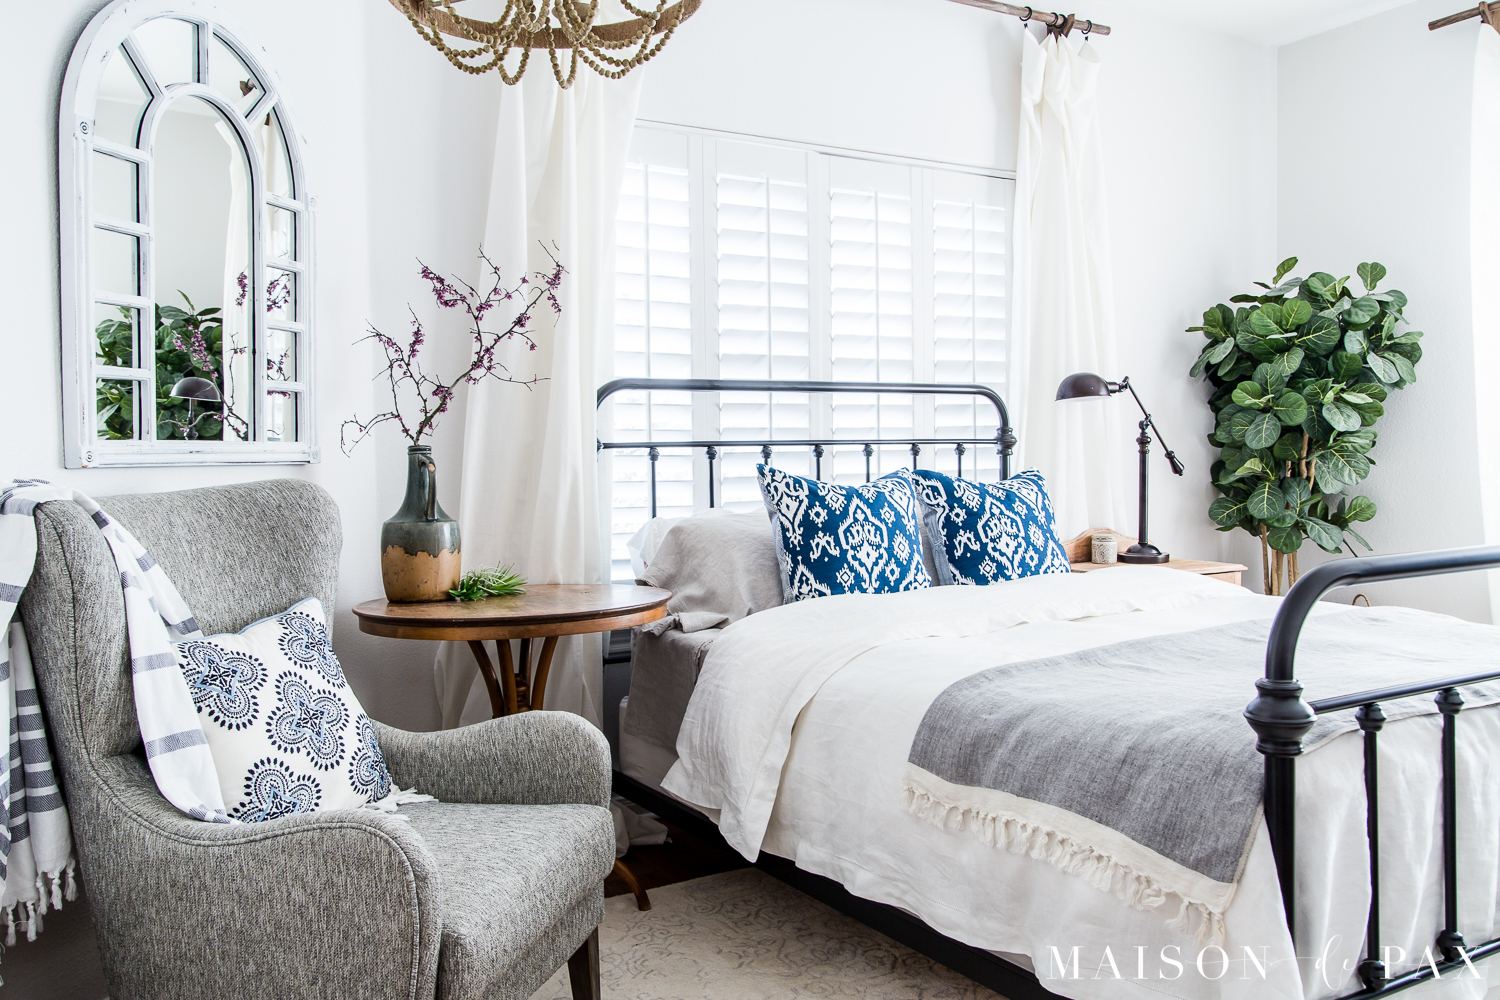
[595,377,1017,517]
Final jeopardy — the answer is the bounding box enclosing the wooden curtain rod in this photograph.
[946,0,1111,36]
[1429,2,1500,30]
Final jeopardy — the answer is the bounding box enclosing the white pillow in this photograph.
[174,598,392,822]
[639,510,785,623]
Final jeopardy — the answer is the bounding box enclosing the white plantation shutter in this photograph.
[607,126,1016,578]
[608,132,696,581]
[931,171,1011,481]
[713,142,814,508]
[827,158,918,481]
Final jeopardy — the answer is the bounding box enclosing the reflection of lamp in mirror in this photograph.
[1055,373,1185,564]
[168,377,221,440]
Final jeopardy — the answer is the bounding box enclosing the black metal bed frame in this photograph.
[597,376,1500,999]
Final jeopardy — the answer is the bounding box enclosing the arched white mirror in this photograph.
[60,0,315,466]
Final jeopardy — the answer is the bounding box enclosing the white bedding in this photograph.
[660,568,1500,1000]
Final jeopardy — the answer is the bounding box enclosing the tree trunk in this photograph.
[1260,539,1303,597]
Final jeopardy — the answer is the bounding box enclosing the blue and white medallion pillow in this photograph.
[913,468,1071,585]
[756,464,933,603]
[174,598,392,823]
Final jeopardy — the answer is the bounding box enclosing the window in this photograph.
[606,126,1014,579]
[60,5,314,467]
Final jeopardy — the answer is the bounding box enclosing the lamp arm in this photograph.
[1119,378,1183,475]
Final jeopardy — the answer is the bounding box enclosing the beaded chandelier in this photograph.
[387,0,701,87]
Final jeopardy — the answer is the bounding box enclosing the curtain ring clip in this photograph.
[1020,5,1032,22]
[1081,18,1093,35]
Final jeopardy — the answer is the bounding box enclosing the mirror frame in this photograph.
[60,0,317,467]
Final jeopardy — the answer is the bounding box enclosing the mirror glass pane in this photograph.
[96,379,140,440]
[153,94,250,442]
[268,206,296,261]
[267,328,297,383]
[134,17,198,88]
[267,268,296,322]
[94,302,137,367]
[264,390,298,443]
[95,47,149,146]
[93,152,138,222]
[207,34,262,113]
[91,227,139,296]
[253,111,294,199]
[220,297,252,442]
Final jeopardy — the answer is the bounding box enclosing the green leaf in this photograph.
[1231,456,1267,478]
[1387,353,1417,383]
[1329,351,1363,382]
[1341,391,1372,405]
[1345,296,1381,328]
[1282,477,1312,508]
[1249,307,1283,338]
[1303,272,1334,302]
[1271,432,1303,462]
[1206,338,1235,364]
[1345,526,1372,551]
[1344,495,1377,522]
[1366,352,1400,384]
[1274,391,1308,425]
[1303,517,1343,553]
[1267,522,1304,554]
[1232,381,1268,407]
[1248,480,1282,520]
[1349,382,1387,402]
[1270,347,1304,383]
[1343,329,1368,355]
[1357,262,1387,291]
[1209,497,1247,527]
[1281,299,1313,329]
[1245,412,1281,450]
[1274,256,1299,284]
[1226,409,1257,443]
[1322,401,1361,432]
[1296,315,1341,355]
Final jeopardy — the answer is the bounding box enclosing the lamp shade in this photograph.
[170,376,221,402]
[1055,371,1115,401]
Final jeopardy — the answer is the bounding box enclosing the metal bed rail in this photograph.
[596,377,1017,516]
[1246,546,1500,996]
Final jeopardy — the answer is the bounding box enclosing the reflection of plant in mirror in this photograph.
[95,294,249,441]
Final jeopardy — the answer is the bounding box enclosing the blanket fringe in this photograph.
[904,781,1227,946]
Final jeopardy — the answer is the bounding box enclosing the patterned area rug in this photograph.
[533,868,1003,999]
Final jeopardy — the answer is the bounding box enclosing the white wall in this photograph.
[1277,0,1490,618]
[638,0,1279,567]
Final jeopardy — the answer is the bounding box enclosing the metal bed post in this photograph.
[1250,544,1500,994]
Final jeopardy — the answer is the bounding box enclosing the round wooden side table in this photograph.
[353,583,670,910]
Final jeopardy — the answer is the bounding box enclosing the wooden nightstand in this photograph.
[1062,529,1247,587]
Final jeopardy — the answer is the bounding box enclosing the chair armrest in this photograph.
[86,758,442,1000]
[375,712,611,808]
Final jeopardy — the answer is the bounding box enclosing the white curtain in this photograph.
[435,70,644,728]
[1471,26,1500,623]
[1009,31,1127,536]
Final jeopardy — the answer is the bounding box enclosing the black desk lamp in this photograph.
[1055,372,1184,564]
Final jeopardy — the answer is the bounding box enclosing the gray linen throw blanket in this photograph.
[904,608,1500,942]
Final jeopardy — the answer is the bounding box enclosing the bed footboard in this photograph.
[1246,545,1500,995]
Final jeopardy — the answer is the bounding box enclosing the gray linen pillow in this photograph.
[639,511,784,623]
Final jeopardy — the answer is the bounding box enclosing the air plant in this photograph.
[449,565,528,602]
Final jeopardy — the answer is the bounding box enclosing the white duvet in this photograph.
[661,568,1500,1000]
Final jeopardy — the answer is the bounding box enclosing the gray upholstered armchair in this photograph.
[19,479,614,1000]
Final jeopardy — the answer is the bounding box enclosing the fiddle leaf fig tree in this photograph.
[1188,257,1423,595]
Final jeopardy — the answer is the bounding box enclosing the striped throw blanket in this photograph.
[0,481,233,950]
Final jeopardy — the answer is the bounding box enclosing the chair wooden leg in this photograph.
[567,928,601,1000]
[611,858,651,911]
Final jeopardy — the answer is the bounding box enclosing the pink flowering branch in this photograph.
[341,244,565,454]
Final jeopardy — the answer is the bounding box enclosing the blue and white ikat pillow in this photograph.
[913,469,1071,586]
[756,465,933,603]
[174,598,392,823]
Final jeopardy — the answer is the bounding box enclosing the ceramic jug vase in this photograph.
[381,445,461,602]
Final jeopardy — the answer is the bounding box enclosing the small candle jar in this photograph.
[1092,533,1118,564]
